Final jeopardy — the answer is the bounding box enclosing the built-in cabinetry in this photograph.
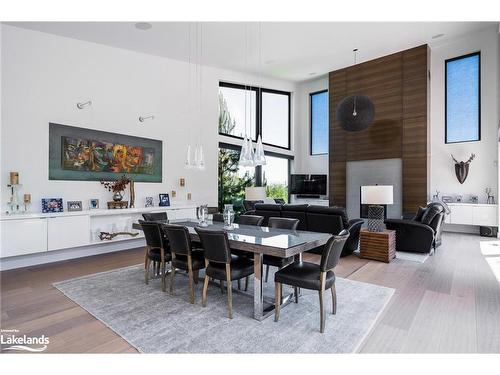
[0,205,197,259]
[444,203,497,227]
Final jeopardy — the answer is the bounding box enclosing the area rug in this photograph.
[354,249,429,263]
[53,265,394,353]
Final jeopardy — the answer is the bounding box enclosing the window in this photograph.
[262,155,289,201]
[219,82,258,141]
[261,89,291,149]
[219,82,290,149]
[445,52,480,143]
[310,90,328,155]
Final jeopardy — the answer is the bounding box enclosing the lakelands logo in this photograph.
[0,329,49,352]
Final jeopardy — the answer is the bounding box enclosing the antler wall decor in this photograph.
[451,154,475,184]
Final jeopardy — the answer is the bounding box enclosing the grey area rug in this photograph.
[354,249,429,263]
[53,265,394,353]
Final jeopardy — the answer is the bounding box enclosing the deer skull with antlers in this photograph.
[451,154,475,184]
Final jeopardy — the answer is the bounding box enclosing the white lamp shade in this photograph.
[245,186,267,200]
[361,185,393,205]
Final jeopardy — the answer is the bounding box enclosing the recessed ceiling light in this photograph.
[135,22,152,31]
[432,33,445,39]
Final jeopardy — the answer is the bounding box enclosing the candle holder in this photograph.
[6,184,22,214]
[23,193,31,212]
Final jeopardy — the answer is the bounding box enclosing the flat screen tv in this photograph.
[290,174,327,197]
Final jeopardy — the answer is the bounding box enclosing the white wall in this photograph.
[430,26,499,203]
[1,24,296,212]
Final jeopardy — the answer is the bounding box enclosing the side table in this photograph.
[359,229,396,263]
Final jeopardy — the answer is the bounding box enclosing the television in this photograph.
[290,174,327,197]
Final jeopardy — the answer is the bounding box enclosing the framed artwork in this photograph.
[49,123,162,182]
[42,198,63,213]
[67,201,83,211]
[145,197,154,207]
[89,199,99,209]
[159,193,170,207]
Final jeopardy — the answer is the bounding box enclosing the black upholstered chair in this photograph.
[281,204,308,230]
[243,200,264,212]
[162,224,205,304]
[263,217,300,282]
[251,203,283,226]
[274,230,350,333]
[274,198,286,205]
[212,213,224,222]
[139,220,172,292]
[194,227,254,319]
[237,214,264,226]
[142,212,168,222]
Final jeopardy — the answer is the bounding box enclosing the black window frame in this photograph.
[219,82,291,150]
[309,89,329,156]
[445,51,481,144]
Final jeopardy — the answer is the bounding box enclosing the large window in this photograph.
[219,82,290,149]
[263,155,289,201]
[310,90,328,155]
[445,52,480,143]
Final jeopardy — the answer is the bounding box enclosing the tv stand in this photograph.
[297,194,320,199]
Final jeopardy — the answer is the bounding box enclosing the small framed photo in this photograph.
[89,199,99,209]
[42,198,63,213]
[159,193,170,207]
[145,196,154,207]
[67,200,83,212]
[180,178,186,187]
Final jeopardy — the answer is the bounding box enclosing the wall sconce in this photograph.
[139,115,154,123]
[76,100,92,109]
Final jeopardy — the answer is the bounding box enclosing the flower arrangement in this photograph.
[100,175,131,193]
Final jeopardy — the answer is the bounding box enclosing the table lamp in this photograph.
[245,186,267,200]
[361,185,393,232]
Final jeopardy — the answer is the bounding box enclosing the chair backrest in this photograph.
[139,220,164,249]
[237,214,264,226]
[268,217,299,230]
[281,204,308,230]
[320,229,350,272]
[194,227,231,264]
[142,212,168,222]
[162,224,192,256]
[254,203,283,226]
[274,198,286,205]
[212,213,224,222]
[243,200,264,212]
[306,205,347,234]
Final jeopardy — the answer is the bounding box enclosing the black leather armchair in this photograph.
[385,202,445,254]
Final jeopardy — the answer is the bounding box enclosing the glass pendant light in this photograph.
[184,144,192,169]
[197,144,205,170]
[239,23,254,168]
[254,22,266,166]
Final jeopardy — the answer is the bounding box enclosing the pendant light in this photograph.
[253,22,266,166]
[184,23,194,169]
[196,22,205,170]
[336,48,375,132]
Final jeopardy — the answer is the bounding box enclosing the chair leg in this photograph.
[193,269,199,285]
[331,283,337,314]
[274,282,282,322]
[220,279,224,294]
[170,265,176,294]
[145,257,151,285]
[244,276,249,291]
[161,262,167,292]
[225,264,233,319]
[237,279,241,290]
[319,272,326,333]
[294,286,299,303]
[187,256,195,304]
[144,248,149,269]
[265,265,270,282]
[202,275,209,307]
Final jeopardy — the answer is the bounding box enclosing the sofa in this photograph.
[384,202,445,254]
[247,203,364,257]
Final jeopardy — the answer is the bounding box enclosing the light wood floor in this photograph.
[1,232,499,353]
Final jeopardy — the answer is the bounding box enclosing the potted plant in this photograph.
[100,175,131,202]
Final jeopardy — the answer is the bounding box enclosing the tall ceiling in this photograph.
[7,21,496,82]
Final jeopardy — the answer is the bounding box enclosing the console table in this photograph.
[359,229,396,263]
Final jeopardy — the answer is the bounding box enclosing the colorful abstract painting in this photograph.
[49,123,162,182]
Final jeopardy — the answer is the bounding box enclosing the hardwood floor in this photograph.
[1,232,499,353]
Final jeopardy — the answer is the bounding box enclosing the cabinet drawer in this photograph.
[47,215,90,251]
[472,206,498,226]
[0,219,48,258]
[449,205,474,225]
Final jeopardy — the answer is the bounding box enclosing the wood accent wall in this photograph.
[329,45,428,215]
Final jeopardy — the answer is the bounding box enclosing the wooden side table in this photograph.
[359,229,396,263]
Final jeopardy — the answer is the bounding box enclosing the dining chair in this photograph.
[274,230,350,333]
[194,227,254,319]
[142,212,168,222]
[237,214,264,226]
[139,220,171,292]
[263,217,300,282]
[162,224,205,304]
[212,213,224,222]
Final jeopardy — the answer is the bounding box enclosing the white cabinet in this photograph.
[449,204,474,225]
[169,208,197,220]
[472,205,498,226]
[47,215,90,251]
[447,203,497,227]
[0,218,47,258]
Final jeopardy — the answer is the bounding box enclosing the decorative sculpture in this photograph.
[486,187,495,204]
[336,95,375,132]
[99,231,139,241]
[451,154,475,184]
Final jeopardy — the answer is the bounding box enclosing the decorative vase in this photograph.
[223,204,235,230]
[113,191,123,202]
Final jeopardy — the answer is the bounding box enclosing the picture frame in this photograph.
[42,198,64,213]
[89,199,99,209]
[442,196,453,203]
[145,196,154,207]
[159,193,170,207]
[67,200,83,212]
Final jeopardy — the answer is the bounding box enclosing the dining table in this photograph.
[132,219,331,321]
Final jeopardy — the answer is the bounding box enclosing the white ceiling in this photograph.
[6,21,496,82]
